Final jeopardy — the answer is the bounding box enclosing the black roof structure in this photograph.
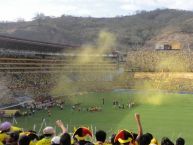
[0,35,79,53]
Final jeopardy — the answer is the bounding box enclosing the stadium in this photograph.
[4,4,193,144]
[0,32,192,145]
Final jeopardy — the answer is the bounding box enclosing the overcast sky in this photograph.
[0,0,193,21]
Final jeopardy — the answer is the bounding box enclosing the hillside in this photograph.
[1,9,193,51]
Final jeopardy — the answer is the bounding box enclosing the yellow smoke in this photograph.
[134,51,188,105]
[134,90,166,105]
[51,30,116,99]
[76,30,116,64]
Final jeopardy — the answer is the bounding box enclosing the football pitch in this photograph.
[4,91,193,144]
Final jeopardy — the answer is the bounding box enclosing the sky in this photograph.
[0,0,193,21]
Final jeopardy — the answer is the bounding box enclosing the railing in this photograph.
[0,57,117,73]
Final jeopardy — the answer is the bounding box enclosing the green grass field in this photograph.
[2,91,193,144]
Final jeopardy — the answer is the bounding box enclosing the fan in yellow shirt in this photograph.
[36,126,55,145]
[0,121,22,144]
[0,121,12,144]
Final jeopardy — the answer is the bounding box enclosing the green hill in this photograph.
[1,9,193,51]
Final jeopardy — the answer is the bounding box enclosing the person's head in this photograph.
[145,133,153,142]
[95,130,106,143]
[7,132,19,143]
[161,137,174,145]
[73,127,92,141]
[18,135,30,145]
[27,132,39,141]
[60,133,71,145]
[0,121,11,132]
[139,134,151,145]
[176,137,185,145]
[43,126,55,137]
[114,130,134,145]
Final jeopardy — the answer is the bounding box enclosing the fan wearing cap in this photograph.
[73,127,93,145]
[0,121,12,144]
[114,130,136,145]
[114,113,143,145]
[36,126,55,145]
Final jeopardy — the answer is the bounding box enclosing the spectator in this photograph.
[73,127,92,145]
[139,134,152,145]
[0,121,12,144]
[27,131,39,145]
[114,130,134,145]
[114,113,143,145]
[36,126,55,145]
[95,130,106,145]
[60,133,71,145]
[6,131,19,145]
[138,133,153,145]
[161,137,174,145]
[18,135,31,145]
[145,133,153,142]
[176,137,185,145]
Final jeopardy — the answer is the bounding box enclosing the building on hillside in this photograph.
[155,41,182,50]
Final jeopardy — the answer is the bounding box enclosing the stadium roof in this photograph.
[0,35,80,53]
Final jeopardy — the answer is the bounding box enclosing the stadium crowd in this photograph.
[126,50,192,72]
[0,114,185,145]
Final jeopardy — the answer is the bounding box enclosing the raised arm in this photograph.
[56,120,67,134]
[134,113,143,141]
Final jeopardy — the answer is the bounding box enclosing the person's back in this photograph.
[0,131,9,144]
[176,137,185,145]
[36,135,52,145]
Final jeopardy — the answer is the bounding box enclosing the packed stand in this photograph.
[0,113,185,145]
